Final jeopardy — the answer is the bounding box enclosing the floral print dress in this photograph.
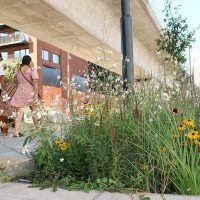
[10,67,39,108]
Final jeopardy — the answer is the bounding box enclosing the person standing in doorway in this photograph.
[0,53,6,95]
[10,55,39,137]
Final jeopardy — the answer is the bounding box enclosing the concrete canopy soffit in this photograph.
[0,0,162,78]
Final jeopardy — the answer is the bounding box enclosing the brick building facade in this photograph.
[0,24,88,109]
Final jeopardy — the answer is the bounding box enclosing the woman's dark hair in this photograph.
[21,55,32,66]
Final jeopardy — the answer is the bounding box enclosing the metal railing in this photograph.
[0,32,29,47]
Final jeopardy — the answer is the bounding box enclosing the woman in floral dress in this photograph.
[10,55,39,137]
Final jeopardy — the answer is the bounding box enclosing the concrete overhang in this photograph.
[0,0,162,78]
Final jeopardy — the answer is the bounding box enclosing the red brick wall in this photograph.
[0,26,89,106]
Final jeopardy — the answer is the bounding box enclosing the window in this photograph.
[42,66,61,87]
[14,31,20,38]
[72,74,87,92]
[53,54,60,64]
[0,33,7,37]
[1,52,8,60]
[42,50,49,61]
[14,49,29,59]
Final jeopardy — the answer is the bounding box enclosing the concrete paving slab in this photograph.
[0,134,30,166]
[0,131,35,179]
[0,183,200,200]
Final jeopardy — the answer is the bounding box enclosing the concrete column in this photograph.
[121,0,134,86]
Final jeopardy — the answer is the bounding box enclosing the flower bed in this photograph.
[25,77,200,195]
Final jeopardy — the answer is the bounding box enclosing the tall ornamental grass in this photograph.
[28,68,200,195]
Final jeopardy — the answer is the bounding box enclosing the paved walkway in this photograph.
[0,183,200,200]
[0,129,34,179]
[0,131,30,168]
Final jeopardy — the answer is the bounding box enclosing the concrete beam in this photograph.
[0,0,162,78]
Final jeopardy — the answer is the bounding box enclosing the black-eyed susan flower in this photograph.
[188,130,199,140]
[177,124,186,131]
[59,142,69,151]
[54,138,64,145]
[184,119,194,127]
[55,138,69,151]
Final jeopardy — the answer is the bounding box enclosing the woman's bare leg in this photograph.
[30,105,38,129]
[14,107,24,136]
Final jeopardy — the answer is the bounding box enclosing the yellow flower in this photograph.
[194,139,200,146]
[184,119,194,127]
[87,111,97,117]
[188,130,199,140]
[55,140,60,145]
[177,124,186,131]
[139,164,148,172]
[83,103,90,107]
[159,146,167,153]
[55,139,64,145]
[60,146,67,151]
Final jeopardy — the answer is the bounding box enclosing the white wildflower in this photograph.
[2,94,11,102]
[149,118,153,122]
[9,112,17,119]
[96,46,102,50]
[94,122,100,126]
[156,51,161,55]
[21,146,30,155]
[176,40,181,47]
[73,100,78,105]
[60,158,64,163]
[96,56,103,62]
[122,94,126,99]
[80,105,85,110]
[124,57,130,63]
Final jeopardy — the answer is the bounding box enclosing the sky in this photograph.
[149,0,200,84]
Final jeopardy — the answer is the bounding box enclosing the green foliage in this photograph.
[2,58,21,82]
[156,0,195,64]
[0,170,10,183]
[27,77,200,194]
[24,46,200,195]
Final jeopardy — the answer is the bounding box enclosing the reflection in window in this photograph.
[42,66,61,87]
[14,49,29,59]
[72,74,87,92]
[1,52,8,60]
[53,54,60,64]
[42,50,49,61]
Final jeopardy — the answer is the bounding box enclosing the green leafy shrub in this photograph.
[2,58,21,82]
